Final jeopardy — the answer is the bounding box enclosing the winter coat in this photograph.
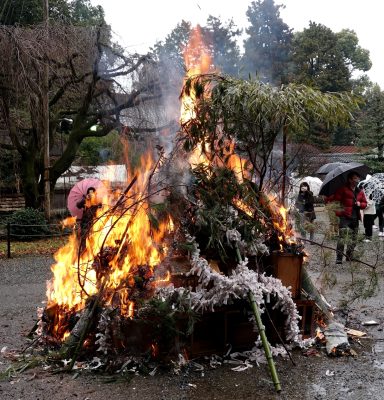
[295,190,316,221]
[295,191,315,213]
[363,198,376,215]
[333,185,367,220]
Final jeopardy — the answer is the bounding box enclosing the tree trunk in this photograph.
[281,127,287,206]
[21,151,42,209]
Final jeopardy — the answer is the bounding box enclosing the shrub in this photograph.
[6,208,50,241]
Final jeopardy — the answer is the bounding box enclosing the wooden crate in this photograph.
[261,298,316,344]
[187,303,258,357]
[271,251,303,299]
[295,299,317,339]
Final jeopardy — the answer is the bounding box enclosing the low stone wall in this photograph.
[0,194,25,212]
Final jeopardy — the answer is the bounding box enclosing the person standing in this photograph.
[295,182,316,241]
[362,194,376,242]
[376,195,384,237]
[332,172,367,264]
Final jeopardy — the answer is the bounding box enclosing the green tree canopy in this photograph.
[336,29,372,74]
[241,0,293,85]
[291,22,371,93]
[0,0,105,26]
[202,15,242,76]
[356,84,384,160]
[151,20,191,78]
[180,74,360,191]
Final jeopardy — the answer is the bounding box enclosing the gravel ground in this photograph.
[1,209,384,399]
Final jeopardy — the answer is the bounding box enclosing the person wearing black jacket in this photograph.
[295,182,316,241]
[376,195,384,237]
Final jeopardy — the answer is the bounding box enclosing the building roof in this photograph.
[326,146,368,154]
[56,165,127,189]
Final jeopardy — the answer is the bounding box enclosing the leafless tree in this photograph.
[0,23,167,208]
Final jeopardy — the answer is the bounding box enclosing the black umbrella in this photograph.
[316,162,346,176]
[319,162,370,197]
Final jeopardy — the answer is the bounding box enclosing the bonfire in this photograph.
[28,26,357,393]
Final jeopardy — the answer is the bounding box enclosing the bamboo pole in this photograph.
[234,246,281,392]
[301,267,333,321]
[248,292,281,392]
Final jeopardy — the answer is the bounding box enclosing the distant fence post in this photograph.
[6,222,11,258]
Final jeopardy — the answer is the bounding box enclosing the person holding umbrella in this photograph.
[331,171,367,264]
[295,182,316,241]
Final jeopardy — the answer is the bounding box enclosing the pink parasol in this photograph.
[67,178,108,219]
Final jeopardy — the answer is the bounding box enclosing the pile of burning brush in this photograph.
[28,149,310,373]
[27,28,311,372]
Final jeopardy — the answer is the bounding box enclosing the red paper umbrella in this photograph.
[67,178,108,219]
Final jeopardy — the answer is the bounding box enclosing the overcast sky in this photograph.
[90,0,383,87]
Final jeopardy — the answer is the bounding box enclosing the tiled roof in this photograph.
[327,146,369,154]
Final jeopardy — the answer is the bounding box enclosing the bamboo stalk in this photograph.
[234,245,281,392]
[301,267,333,321]
[248,291,281,393]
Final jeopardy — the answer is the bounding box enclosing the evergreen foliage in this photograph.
[241,0,293,85]
[355,84,384,166]
[181,74,359,190]
[6,207,50,240]
[0,0,105,26]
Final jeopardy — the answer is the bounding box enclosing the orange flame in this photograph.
[266,194,295,247]
[180,26,212,125]
[180,27,250,184]
[180,26,213,170]
[46,152,173,335]
[60,216,77,228]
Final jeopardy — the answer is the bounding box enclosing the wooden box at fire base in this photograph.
[187,303,259,357]
[271,251,303,299]
[294,299,317,339]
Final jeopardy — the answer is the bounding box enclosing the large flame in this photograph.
[180,26,212,126]
[179,27,297,253]
[47,152,172,329]
[180,27,250,184]
[180,26,213,169]
[266,194,297,249]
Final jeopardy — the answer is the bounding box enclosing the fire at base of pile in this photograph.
[32,233,305,372]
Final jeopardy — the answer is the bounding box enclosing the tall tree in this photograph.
[356,85,384,160]
[291,23,372,146]
[0,23,162,208]
[202,15,242,76]
[291,22,371,93]
[241,0,293,85]
[151,20,191,78]
[336,29,372,78]
[0,0,105,26]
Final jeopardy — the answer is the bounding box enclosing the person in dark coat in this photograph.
[332,171,367,264]
[295,182,316,241]
[375,195,384,237]
[361,191,376,242]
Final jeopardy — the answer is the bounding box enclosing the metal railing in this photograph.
[1,222,71,258]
